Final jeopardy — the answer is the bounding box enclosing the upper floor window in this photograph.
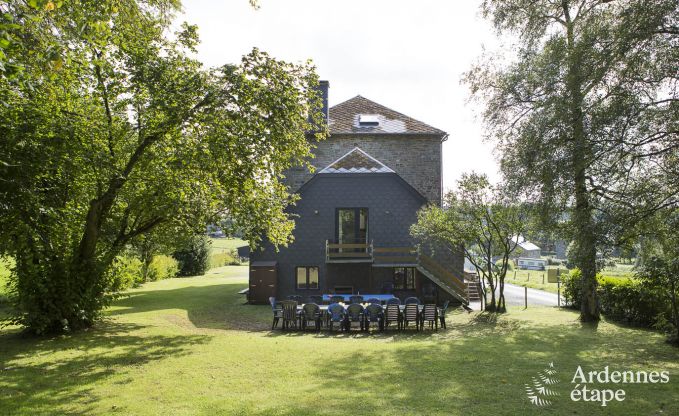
[394,267,416,290]
[296,266,319,290]
[336,208,368,244]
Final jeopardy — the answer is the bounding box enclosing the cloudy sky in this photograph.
[180,0,501,190]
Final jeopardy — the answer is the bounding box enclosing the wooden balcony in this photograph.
[372,247,418,267]
[325,240,373,263]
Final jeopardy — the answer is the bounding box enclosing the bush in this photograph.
[562,269,668,327]
[148,255,179,281]
[209,249,241,268]
[174,235,211,276]
[106,256,143,292]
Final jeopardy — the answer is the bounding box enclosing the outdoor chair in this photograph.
[366,298,381,305]
[269,297,283,330]
[287,295,304,303]
[439,300,450,329]
[345,303,365,331]
[404,297,420,305]
[420,304,438,330]
[364,303,384,331]
[330,295,345,304]
[326,303,346,332]
[384,304,402,330]
[386,297,401,305]
[307,295,324,304]
[349,295,364,304]
[301,303,322,331]
[281,300,299,330]
[402,303,420,330]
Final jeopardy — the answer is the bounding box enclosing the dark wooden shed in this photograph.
[248,261,277,304]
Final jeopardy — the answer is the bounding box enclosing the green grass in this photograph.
[210,237,247,251]
[0,257,12,299]
[1,266,678,415]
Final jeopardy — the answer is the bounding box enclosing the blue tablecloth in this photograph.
[321,294,395,302]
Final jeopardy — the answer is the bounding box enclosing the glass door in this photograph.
[337,208,368,252]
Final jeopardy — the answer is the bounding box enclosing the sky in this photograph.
[179,0,502,190]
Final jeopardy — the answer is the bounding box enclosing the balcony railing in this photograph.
[325,239,373,263]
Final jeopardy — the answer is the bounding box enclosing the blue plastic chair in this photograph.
[330,295,345,304]
[326,303,346,332]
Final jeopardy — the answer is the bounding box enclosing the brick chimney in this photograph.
[319,80,329,124]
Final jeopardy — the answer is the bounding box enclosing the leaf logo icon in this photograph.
[525,363,560,406]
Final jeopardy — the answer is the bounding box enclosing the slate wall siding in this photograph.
[285,134,443,205]
[251,173,427,298]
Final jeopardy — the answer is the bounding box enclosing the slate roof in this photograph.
[319,147,394,174]
[328,95,446,136]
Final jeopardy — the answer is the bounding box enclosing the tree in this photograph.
[466,0,679,321]
[411,173,525,312]
[173,235,211,277]
[634,208,679,344]
[0,0,326,333]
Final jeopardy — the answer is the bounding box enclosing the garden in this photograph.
[1,265,678,415]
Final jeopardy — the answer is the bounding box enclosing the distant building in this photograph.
[518,241,541,259]
[516,257,547,271]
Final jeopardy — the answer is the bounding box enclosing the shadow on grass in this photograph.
[108,280,272,331]
[0,321,211,415]
[242,315,679,416]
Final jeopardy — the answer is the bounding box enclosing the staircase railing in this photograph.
[417,254,469,304]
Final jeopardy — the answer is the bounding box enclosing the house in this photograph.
[248,82,467,306]
[518,241,541,259]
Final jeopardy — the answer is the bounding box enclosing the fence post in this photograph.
[514,270,517,279]
[542,273,545,284]
[527,272,530,282]
[557,279,561,307]
[524,286,528,309]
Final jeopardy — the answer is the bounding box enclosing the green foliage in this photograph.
[210,249,241,269]
[563,268,672,333]
[106,256,143,293]
[468,0,679,322]
[411,173,526,312]
[148,255,179,282]
[174,235,211,277]
[0,0,325,333]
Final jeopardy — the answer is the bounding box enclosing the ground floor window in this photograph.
[296,266,319,290]
[393,267,416,290]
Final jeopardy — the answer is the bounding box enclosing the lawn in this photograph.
[210,237,248,251]
[1,267,678,415]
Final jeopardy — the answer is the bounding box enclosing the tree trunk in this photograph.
[564,5,600,322]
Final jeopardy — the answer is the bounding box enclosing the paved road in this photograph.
[498,283,559,307]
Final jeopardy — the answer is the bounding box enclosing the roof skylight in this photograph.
[358,114,380,126]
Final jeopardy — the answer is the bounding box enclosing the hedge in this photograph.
[562,269,669,327]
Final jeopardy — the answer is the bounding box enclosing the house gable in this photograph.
[319,147,394,174]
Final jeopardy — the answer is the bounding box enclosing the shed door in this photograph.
[249,266,277,304]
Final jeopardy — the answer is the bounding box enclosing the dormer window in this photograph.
[358,114,380,126]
